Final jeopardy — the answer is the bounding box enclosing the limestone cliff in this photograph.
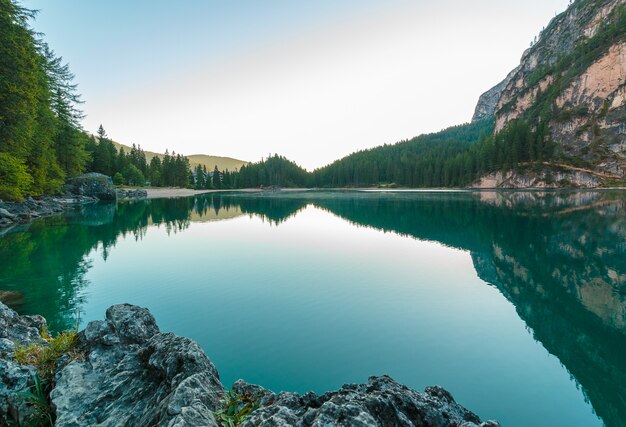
[476,0,626,179]
[472,67,519,122]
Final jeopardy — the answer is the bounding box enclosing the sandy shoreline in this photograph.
[145,188,223,199]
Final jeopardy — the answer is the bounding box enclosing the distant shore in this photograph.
[143,188,240,199]
[142,187,626,200]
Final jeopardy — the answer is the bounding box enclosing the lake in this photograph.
[0,190,624,427]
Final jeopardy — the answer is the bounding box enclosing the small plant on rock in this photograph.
[13,327,80,380]
[18,374,54,427]
[213,388,260,427]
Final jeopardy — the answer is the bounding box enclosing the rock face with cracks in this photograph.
[0,303,499,426]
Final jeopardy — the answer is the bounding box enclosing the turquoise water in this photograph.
[1,191,625,426]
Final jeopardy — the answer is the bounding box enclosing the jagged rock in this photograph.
[51,304,223,427]
[234,376,498,427]
[0,302,47,346]
[0,302,499,427]
[64,173,117,201]
[472,66,519,122]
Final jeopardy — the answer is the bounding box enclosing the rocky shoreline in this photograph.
[0,173,152,229]
[0,195,97,228]
[0,302,499,426]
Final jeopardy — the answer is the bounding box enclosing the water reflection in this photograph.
[0,190,624,426]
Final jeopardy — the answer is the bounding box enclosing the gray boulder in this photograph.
[51,304,223,427]
[64,173,117,201]
[234,376,498,427]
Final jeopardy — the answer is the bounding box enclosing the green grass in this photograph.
[13,327,80,380]
[13,326,82,427]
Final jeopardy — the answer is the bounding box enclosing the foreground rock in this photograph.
[234,377,498,427]
[63,172,117,201]
[0,303,499,426]
[52,304,223,426]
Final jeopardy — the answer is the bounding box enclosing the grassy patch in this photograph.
[12,326,83,426]
[14,327,80,380]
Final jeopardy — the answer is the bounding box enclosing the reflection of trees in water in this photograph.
[0,198,196,331]
[204,193,307,225]
[1,190,624,426]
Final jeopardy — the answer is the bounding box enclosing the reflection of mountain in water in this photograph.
[0,190,624,426]
[323,191,625,427]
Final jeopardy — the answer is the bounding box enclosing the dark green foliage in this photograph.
[85,127,190,188]
[311,119,494,188]
[226,119,556,189]
[112,172,124,186]
[123,164,145,186]
[0,152,32,199]
[0,0,88,199]
[18,374,54,426]
[235,154,309,188]
[212,165,222,189]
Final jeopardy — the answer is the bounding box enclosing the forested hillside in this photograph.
[311,120,494,187]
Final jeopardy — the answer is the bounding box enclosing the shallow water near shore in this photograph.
[1,190,624,427]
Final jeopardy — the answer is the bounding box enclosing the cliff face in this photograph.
[476,0,626,178]
[472,67,519,122]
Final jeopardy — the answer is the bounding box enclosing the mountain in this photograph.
[474,0,626,185]
[111,141,249,172]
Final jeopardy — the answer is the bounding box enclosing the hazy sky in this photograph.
[25,0,570,169]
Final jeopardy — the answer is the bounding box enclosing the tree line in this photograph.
[222,119,557,189]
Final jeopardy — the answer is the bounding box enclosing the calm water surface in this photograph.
[1,191,624,427]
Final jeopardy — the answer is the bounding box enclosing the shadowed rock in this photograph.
[51,304,222,427]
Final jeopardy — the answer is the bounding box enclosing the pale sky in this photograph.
[25,0,570,170]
